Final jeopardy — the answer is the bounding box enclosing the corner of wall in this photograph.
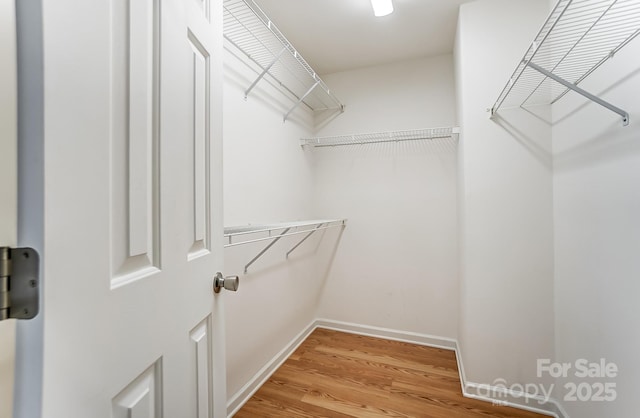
[453,0,466,361]
[455,0,555,396]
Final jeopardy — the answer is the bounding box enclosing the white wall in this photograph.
[552,32,640,418]
[313,56,460,339]
[316,56,456,135]
[222,46,343,405]
[455,0,555,391]
[223,2,640,415]
[223,50,315,225]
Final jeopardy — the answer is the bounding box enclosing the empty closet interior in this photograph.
[221,0,640,417]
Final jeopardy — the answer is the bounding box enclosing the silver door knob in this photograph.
[213,272,239,293]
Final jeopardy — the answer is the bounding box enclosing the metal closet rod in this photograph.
[224,219,347,273]
[526,61,629,126]
[224,219,346,241]
[224,223,344,248]
[300,127,460,148]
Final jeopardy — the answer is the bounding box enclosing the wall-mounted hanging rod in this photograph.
[301,127,460,148]
[526,61,629,126]
[224,219,347,273]
[490,0,640,126]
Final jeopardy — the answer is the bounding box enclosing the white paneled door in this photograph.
[13,0,227,417]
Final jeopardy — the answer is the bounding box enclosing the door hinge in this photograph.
[0,247,39,321]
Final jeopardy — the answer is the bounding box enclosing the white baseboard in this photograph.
[462,380,565,417]
[226,319,318,417]
[455,344,567,418]
[226,318,569,418]
[314,318,458,350]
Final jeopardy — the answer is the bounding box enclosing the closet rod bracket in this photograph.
[244,228,291,273]
[526,61,629,126]
[286,223,325,259]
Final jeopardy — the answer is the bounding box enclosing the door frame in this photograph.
[0,0,18,416]
[13,1,45,417]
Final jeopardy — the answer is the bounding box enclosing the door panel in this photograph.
[110,0,161,288]
[112,361,162,418]
[15,0,226,416]
[188,32,211,259]
[190,316,213,418]
[0,0,17,416]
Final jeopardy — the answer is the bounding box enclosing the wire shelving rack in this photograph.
[490,0,640,126]
[223,0,344,121]
[300,127,460,148]
[224,219,347,273]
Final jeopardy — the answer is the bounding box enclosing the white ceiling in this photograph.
[253,0,476,75]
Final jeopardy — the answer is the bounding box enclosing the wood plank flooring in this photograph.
[234,328,548,418]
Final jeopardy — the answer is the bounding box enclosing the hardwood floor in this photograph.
[234,328,548,418]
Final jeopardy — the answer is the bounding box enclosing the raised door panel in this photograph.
[110,0,161,289]
[187,31,212,260]
[112,360,163,418]
[190,316,213,418]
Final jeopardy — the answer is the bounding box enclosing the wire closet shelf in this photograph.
[224,219,347,273]
[223,0,344,121]
[490,0,640,126]
[300,127,460,148]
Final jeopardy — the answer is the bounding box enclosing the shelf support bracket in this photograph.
[526,61,629,126]
[283,80,320,122]
[244,227,291,273]
[245,46,287,99]
[286,223,325,259]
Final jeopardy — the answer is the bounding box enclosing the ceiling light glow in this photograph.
[371,0,393,17]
